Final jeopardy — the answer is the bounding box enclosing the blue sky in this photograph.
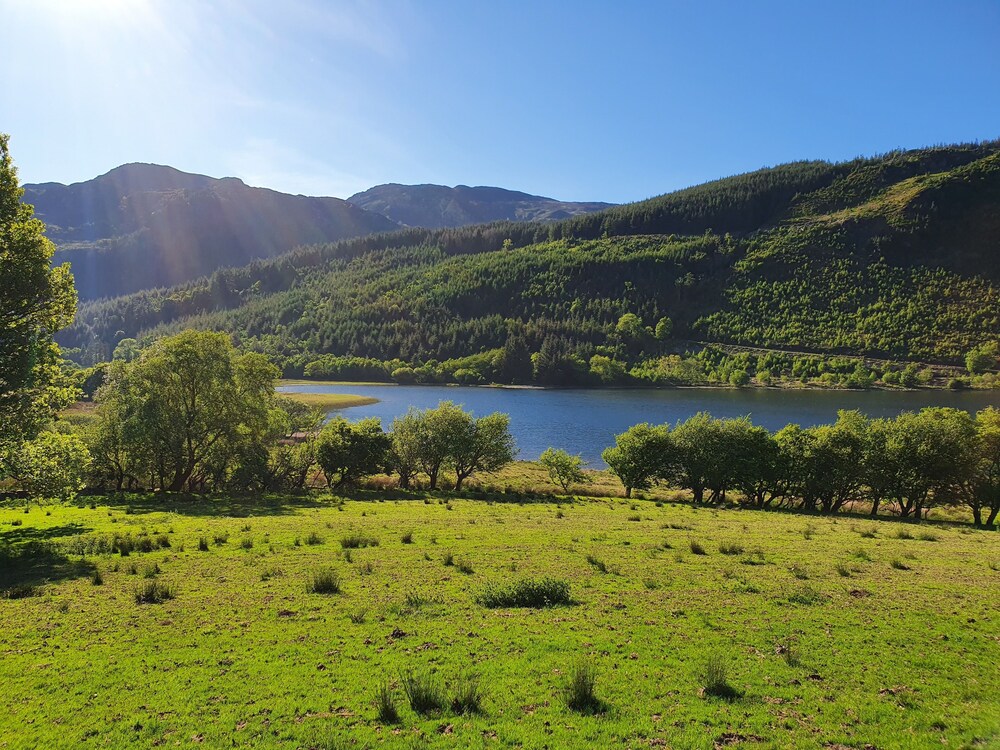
[3,0,999,203]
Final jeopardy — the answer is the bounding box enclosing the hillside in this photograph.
[62,142,1000,382]
[24,164,398,299]
[348,183,612,228]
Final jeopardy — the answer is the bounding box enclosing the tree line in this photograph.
[602,409,1000,527]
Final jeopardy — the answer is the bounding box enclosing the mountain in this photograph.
[24,164,398,300]
[347,183,613,228]
[63,142,1000,380]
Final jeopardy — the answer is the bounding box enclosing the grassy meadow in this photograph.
[1,492,998,749]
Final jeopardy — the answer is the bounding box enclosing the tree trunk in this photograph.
[870,497,881,517]
[427,467,439,490]
[987,506,999,528]
[624,486,632,499]
[972,506,983,527]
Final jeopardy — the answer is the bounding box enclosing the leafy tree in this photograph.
[588,355,627,384]
[414,401,469,490]
[316,417,390,488]
[958,407,1000,528]
[654,317,673,341]
[93,330,278,492]
[0,134,77,468]
[965,342,998,374]
[112,338,142,362]
[389,410,424,489]
[8,430,90,500]
[539,447,590,493]
[450,411,516,490]
[602,423,671,499]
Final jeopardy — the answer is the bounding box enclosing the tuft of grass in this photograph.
[790,564,809,580]
[627,513,641,522]
[890,558,911,570]
[374,681,399,724]
[918,531,939,542]
[895,528,914,540]
[306,567,342,594]
[565,660,604,714]
[240,538,254,550]
[702,653,739,700]
[719,542,744,556]
[400,530,414,544]
[90,569,104,586]
[305,532,324,546]
[400,670,445,716]
[142,562,161,579]
[348,608,367,625]
[860,528,878,539]
[443,552,454,567]
[476,577,572,608]
[197,537,210,552]
[455,559,474,575]
[787,585,825,605]
[586,554,608,573]
[689,540,707,555]
[134,581,174,604]
[213,533,228,546]
[777,639,801,667]
[450,675,484,715]
[340,532,379,549]
[835,562,852,577]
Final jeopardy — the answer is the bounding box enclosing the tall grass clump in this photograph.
[450,675,484,715]
[702,653,739,699]
[401,670,445,716]
[305,532,324,546]
[689,540,707,555]
[307,567,342,594]
[476,577,572,608]
[565,660,604,714]
[197,537,209,552]
[134,581,174,604]
[374,681,400,724]
[340,532,379,549]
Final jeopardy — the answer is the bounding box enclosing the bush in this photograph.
[476,577,572,608]
[307,567,342,594]
[134,581,174,604]
[565,660,603,714]
[401,670,445,716]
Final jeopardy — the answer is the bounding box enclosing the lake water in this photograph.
[277,383,1000,466]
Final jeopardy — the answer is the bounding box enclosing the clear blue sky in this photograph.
[3,0,999,203]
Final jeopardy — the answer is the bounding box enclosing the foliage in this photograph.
[0,133,77,470]
[316,417,390,488]
[539,447,590,493]
[6,430,90,500]
[601,423,671,498]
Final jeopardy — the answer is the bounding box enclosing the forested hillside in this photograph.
[348,183,613,227]
[24,164,397,299]
[61,142,1000,385]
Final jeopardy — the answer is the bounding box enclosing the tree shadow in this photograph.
[0,523,92,545]
[0,540,96,593]
[76,492,330,518]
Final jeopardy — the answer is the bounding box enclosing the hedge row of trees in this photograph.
[602,409,1000,527]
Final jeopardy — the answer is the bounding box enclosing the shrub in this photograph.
[307,568,342,594]
[375,681,399,724]
[476,577,572,608]
[702,653,738,699]
[2,584,40,600]
[450,675,484,715]
[565,660,603,714]
[401,670,445,716]
[134,581,174,604]
[341,532,379,549]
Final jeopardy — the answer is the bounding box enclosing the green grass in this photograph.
[0,494,997,748]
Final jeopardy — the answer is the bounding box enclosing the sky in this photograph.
[2,0,999,203]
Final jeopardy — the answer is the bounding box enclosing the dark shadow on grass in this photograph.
[76,492,331,518]
[0,523,92,545]
[0,541,96,593]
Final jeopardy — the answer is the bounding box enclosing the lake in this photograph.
[277,383,1000,466]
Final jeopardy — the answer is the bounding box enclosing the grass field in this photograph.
[278,392,380,411]
[1,493,998,749]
